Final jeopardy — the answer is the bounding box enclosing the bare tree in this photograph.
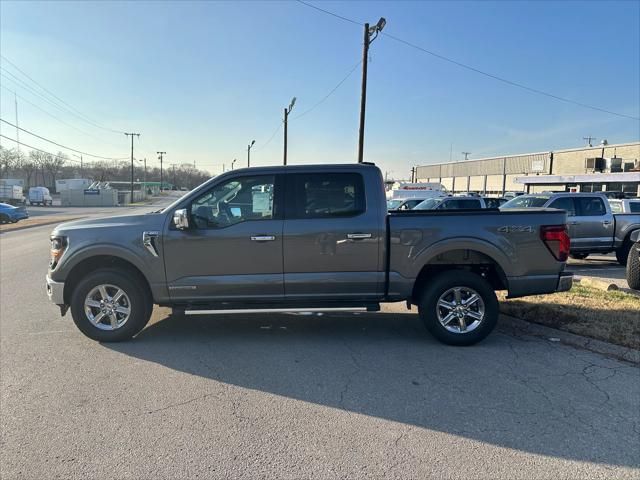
[0,146,18,178]
[42,151,68,191]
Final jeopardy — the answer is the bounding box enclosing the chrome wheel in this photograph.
[436,286,485,334]
[84,284,131,331]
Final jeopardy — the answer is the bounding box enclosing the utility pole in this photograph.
[157,151,166,191]
[72,154,84,178]
[283,97,296,165]
[357,17,386,163]
[125,133,140,203]
[143,158,147,185]
[247,140,255,168]
[583,136,596,147]
[462,151,471,161]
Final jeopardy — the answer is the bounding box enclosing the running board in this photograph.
[181,307,372,316]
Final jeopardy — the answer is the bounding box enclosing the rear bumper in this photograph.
[507,272,573,298]
[46,275,65,305]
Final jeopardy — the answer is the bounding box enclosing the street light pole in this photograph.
[125,133,140,203]
[283,97,296,165]
[231,159,237,170]
[247,140,255,168]
[157,151,166,191]
[357,17,386,164]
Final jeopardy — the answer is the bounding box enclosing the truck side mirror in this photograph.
[173,208,190,230]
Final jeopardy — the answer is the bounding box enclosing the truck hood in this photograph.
[52,213,165,236]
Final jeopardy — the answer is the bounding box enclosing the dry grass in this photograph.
[0,215,84,232]
[499,285,640,349]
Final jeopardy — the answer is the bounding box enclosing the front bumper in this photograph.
[46,275,65,305]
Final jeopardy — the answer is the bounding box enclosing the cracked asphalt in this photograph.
[1,209,639,479]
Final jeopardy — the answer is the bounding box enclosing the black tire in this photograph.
[627,242,640,290]
[616,241,631,266]
[570,253,589,260]
[70,268,152,342]
[418,270,499,346]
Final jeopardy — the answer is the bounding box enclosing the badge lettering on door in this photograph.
[498,225,533,233]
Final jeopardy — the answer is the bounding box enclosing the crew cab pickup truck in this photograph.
[502,193,640,264]
[46,164,572,346]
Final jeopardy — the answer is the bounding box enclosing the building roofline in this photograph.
[416,141,640,169]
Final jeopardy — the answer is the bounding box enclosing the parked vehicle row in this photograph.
[47,163,572,346]
[502,193,639,265]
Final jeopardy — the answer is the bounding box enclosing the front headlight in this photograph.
[50,236,68,269]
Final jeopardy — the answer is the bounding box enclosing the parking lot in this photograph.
[1,204,638,479]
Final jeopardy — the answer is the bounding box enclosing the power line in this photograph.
[253,122,282,152]
[0,55,126,133]
[0,134,81,163]
[0,119,128,160]
[295,0,640,121]
[0,84,128,152]
[291,61,362,120]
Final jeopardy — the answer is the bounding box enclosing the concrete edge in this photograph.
[499,314,640,364]
[0,216,85,234]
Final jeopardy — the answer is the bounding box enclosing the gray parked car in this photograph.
[502,193,640,265]
[46,164,572,346]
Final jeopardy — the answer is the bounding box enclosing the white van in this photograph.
[29,187,53,206]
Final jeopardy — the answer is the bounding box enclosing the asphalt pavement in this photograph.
[567,254,629,289]
[1,206,638,479]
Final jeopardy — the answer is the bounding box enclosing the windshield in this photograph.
[387,199,403,210]
[501,195,550,208]
[414,198,442,210]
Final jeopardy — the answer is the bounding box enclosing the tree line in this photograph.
[0,146,213,192]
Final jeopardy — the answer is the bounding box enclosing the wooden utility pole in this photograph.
[125,133,140,203]
[283,97,296,165]
[357,18,385,163]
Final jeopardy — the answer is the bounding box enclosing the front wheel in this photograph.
[70,268,152,342]
[418,270,498,346]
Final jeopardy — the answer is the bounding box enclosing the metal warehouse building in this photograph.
[414,141,640,196]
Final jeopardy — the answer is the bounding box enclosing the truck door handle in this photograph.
[347,233,372,240]
[570,221,579,225]
[602,220,612,225]
[250,235,276,242]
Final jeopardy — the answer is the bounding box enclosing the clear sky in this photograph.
[1,0,639,178]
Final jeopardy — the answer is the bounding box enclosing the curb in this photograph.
[0,216,85,234]
[499,314,640,364]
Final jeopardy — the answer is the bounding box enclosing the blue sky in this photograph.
[1,0,638,177]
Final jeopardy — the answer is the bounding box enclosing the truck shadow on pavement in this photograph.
[107,310,639,469]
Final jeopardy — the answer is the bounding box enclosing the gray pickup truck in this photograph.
[502,192,640,264]
[46,164,572,346]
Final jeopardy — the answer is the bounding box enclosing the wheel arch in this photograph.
[411,248,509,303]
[63,254,152,306]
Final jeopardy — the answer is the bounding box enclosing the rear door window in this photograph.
[576,197,607,216]
[548,197,577,216]
[287,173,365,219]
[629,202,640,213]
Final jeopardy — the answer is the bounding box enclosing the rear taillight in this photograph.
[540,225,570,262]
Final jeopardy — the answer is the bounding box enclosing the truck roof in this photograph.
[216,163,379,176]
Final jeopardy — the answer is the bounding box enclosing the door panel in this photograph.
[163,174,284,303]
[573,196,614,250]
[283,171,383,299]
[548,197,579,248]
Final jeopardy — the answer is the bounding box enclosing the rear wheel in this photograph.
[418,270,498,346]
[70,268,152,342]
[627,243,640,290]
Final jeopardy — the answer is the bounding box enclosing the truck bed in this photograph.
[386,208,568,299]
